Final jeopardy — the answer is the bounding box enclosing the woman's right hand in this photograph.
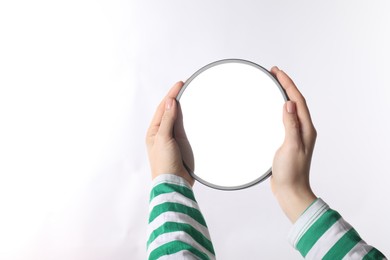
[270,66,318,223]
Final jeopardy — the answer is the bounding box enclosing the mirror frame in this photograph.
[176,59,289,190]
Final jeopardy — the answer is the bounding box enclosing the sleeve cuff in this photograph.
[288,198,329,248]
[152,174,193,189]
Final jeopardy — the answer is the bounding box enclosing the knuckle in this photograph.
[308,127,317,144]
[284,140,302,153]
[288,140,301,150]
[313,127,317,137]
[145,130,151,144]
[145,134,152,145]
[145,135,153,147]
[289,117,300,129]
[301,96,307,105]
[311,126,317,139]
[162,111,173,124]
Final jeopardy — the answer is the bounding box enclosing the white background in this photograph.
[0,0,389,259]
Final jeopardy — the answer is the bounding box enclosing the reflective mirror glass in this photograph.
[177,59,288,190]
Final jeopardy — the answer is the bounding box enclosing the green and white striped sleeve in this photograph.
[147,174,216,260]
[288,198,387,259]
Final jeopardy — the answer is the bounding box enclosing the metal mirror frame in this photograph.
[176,59,289,190]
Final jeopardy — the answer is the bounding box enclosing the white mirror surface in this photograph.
[177,59,288,190]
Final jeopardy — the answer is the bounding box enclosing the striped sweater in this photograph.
[147,174,386,259]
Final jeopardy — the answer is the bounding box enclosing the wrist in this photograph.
[274,186,317,223]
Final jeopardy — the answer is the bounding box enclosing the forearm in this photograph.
[288,198,387,259]
[147,174,215,260]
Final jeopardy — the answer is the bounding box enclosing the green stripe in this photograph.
[363,247,387,260]
[149,240,210,260]
[149,202,207,227]
[297,209,341,257]
[150,183,196,202]
[147,221,215,254]
[323,228,361,259]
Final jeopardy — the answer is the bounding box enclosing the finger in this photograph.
[174,101,195,172]
[146,81,184,140]
[158,97,178,139]
[149,81,184,129]
[167,81,185,99]
[283,101,302,148]
[271,66,316,146]
[274,68,305,102]
[174,101,187,139]
[270,66,280,78]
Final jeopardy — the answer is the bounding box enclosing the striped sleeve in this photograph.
[288,198,387,259]
[147,174,216,260]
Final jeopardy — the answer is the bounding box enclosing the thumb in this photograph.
[158,97,177,139]
[283,101,302,146]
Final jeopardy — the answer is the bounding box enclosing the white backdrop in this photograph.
[0,1,389,259]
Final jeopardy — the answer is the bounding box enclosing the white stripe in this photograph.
[152,174,192,189]
[147,231,215,259]
[288,198,329,247]
[148,211,211,239]
[342,240,372,260]
[158,250,200,260]
[305,218,352,259]
[149,192,200,214]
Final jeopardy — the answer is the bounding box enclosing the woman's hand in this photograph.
[146,81,194,186]
[271,67,318,223]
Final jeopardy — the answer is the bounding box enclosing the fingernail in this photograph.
[274,66,279,71]
[166,98,173,110]
[287,101,296,114]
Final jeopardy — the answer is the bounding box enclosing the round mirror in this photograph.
[177,59,288,190]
